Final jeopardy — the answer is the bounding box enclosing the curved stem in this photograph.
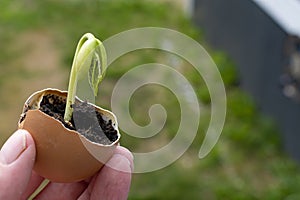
[64,33,107,122]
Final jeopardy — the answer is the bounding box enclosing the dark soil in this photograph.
[37,93,118,145]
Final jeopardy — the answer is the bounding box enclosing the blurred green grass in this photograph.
[1,0,300,199]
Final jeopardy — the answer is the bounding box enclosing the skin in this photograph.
[0,129,133,200]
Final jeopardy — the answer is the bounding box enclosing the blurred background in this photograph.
[1,0,300,199]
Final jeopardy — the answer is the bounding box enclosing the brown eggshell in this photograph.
[18,88,120,183]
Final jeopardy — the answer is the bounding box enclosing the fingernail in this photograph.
[0,130,27,164]
[106,154,132,173]
[115,146,134,162]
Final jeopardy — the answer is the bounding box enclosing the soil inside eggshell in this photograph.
[39,93,118,145]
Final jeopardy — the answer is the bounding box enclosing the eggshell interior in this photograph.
[18,88,120,183]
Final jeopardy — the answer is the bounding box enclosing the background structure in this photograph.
[193,0,300,161]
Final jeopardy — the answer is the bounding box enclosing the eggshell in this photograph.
[18,88,120,183]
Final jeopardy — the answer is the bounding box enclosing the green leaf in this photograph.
[89,51,101,96]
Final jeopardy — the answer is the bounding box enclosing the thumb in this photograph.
[0,129,36,199]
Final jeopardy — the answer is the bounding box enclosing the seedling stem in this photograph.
[64,33,107,122]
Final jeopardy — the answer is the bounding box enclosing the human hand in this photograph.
[0,129,133,200]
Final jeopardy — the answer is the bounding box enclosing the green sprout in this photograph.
[64,33,107,122]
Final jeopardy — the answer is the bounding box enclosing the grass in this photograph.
[1,0,300,199]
